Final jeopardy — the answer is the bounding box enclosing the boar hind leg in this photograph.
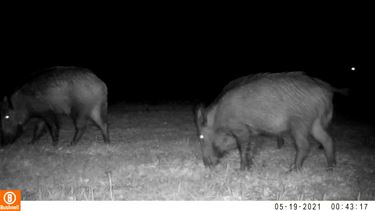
[291,123,310,171]
[29,121,47,144]
[311,118,336,169]
[90,102,110,144]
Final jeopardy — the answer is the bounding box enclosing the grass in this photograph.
[0,103,375,200]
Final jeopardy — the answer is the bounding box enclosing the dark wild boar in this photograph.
[196,72,336,171]
[1,66,110,146]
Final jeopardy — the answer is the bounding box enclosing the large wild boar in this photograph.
[0,66,110,146]
[195,72,336,171]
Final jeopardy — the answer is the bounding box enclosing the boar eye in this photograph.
[199,134,204,139]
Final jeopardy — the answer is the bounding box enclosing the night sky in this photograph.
[2,8,374,124]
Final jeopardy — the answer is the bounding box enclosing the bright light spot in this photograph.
[351,67,356,71]
[4,115,10,119]
[199,134,204,139]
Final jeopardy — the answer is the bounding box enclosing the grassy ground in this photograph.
[0,103,374,200]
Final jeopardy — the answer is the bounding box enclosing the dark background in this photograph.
[1,6,374,124]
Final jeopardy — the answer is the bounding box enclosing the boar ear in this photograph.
[195,104,207,129]
[1,96,9,115]
[2,96,9,110]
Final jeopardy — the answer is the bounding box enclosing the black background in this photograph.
[1,5,374,124]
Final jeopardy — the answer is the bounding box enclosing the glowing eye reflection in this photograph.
[5,115,10,119]
[199,134,204,139]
